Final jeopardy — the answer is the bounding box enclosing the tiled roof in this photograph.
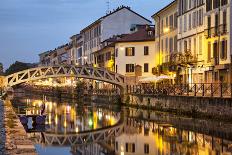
[116,26,155,43]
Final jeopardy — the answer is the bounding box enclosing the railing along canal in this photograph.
[127,83,232,98]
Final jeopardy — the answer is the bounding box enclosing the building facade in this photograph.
[114,25,156,84]
[204,0,231,83]
[177,0,206,83]
[80,6,152,65]
[152,1,178,79]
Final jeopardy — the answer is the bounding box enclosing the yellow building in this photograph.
[152,1,178,80]
[204,0,231,83]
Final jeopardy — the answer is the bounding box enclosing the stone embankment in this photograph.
[3,100,37,155]
[124,94,232,120]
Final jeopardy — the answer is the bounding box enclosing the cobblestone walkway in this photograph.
[0,100,6,155]
[4,100,37,155]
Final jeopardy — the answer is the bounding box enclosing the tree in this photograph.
[5,61,37,75]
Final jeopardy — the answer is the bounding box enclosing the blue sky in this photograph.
[0,0,172,69]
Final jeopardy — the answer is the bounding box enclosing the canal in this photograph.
[10,93,232,155]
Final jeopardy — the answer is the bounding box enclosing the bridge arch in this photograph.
[4,65,126,93]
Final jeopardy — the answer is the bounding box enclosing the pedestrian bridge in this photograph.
[3,65,126,92]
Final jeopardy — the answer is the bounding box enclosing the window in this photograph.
[206,0,212,12]
[194,38,197,56]
[169,38,173,53]
[208,42,211,62]
[184,40,188,52]
[174,12,178,28]
[221,0,228,5]
[115,48,118,57]
[126,64,135,73]
[193,11,196,28]
[125,47,135,56]
[223,11,227,33]
[215,14,219,35]
[105,52,111,61]
[144,144,149,154]
[184,15,187,32]
[161,39,164,52]
[144,46,149,55]
[166,17,168,27]
[220,40,227,60]
[126,143,135,153]
[188,38,191,51]
[213,0,219,9]
[169,15,173,29]
[144,63,149,72]
[213,42,218,59]
[115,142,118,151]
[174,36,177,52]
[189,14,192,30]
[199,36,202,55]
[165,38,168,52]
[199,9,203,26]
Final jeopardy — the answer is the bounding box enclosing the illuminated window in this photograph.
[125,47,135,56]
[126,143,135,153]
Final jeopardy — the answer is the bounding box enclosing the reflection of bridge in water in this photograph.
[30,112,125,146]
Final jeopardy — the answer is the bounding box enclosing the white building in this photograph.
[80,6,152,65]
[114,25,156,84]
[177,0,205,83]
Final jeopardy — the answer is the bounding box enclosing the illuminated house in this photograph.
[204,0,231,83]
[152,1,178,80]
[177,0,205,84]
[114,25,156,85]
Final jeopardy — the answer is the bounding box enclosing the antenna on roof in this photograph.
[106,0,110,14]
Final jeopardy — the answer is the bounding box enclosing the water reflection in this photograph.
[11,96,232,155]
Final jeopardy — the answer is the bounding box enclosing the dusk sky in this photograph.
[0,0,172,69]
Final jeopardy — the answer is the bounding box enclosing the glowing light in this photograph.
[55,115,58,125]
[64,120,67,128]
[75,127,79,133]
[88,119,93,126]
[66,105,71,113]
[163,27,170,33]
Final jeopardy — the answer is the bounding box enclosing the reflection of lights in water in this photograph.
[48,113,52,125]
[64,120,67,128]
[88,119,93,126]
[120,152,124,155]
[49,104,52,111]
[66,105,71,113]
[55,115,58,125]
[98,111,102,120]
[75,127,79,133]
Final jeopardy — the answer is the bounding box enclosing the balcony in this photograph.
[204,24,227,38]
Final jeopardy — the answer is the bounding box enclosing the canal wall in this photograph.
[127,108,232,141]
[123,95,232,120]
[3,100,37,155]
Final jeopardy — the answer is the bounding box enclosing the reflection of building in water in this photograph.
[114,116,232,155]
[71,141,115,155]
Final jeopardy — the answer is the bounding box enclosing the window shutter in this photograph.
[132,47,135,56]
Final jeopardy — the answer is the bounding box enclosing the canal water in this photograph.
[11,94,232,155]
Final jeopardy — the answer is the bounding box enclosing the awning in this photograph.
[139,75,174,83]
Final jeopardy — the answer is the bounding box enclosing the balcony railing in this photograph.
[204,24,227,38]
